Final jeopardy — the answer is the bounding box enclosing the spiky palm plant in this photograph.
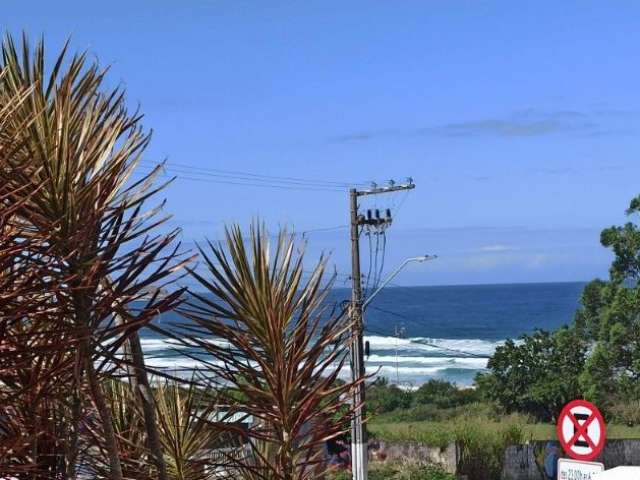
[98,378,224,480]
[155,380,224,480]
[93,380,157,480]
[0,70,77,479]
[0,189,72,479]
[0,34,191,479]
[174,224,360,480]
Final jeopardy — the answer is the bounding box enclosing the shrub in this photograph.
[414,380,480,409]
[367,378,412,414]
[456,418,524,480]
[610,400,640,426]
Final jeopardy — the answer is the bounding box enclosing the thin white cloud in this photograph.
[330,107,637,143]
[479,244,517,253]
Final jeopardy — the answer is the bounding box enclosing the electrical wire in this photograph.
[363,232,373,296]
[371,232,380,291]
[132,170,348,192]
[138,160,371,188]
[374,231,387,290]
[298,225,348,235]
[365,306,490,359]
[393,189,411,218]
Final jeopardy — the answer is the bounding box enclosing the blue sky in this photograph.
[6,1,640,285]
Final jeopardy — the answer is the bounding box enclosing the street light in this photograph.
[363,254,437,309]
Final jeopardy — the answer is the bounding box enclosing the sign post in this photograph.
[556,399,607,479]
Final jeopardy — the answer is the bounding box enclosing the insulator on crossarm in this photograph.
[367,209,373,221]
[386,208,392,220]
[375,209,381,219]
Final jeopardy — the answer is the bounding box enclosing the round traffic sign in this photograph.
[556,399,606,461]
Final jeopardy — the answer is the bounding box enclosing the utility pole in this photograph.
[349,180,415,480]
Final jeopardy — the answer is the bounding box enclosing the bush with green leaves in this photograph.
[367,378,413,414]
[475,327,586,421]
[413,379,480,409]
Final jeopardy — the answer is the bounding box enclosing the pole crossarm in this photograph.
[355,182,415,197]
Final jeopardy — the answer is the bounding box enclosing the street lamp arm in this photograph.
[362,255,437,309]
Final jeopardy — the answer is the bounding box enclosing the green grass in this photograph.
[368,400,640,444]
[369,415,640,480]
[370,419,640,444]
[328,462,455,480]
[364,399,640,480]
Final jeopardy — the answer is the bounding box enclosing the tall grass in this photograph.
[370,414,525,480]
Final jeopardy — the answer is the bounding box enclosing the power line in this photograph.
[363,325,489,359]
[365,306,490,359]
[373,232,387,292]
[132,170,348,192]
[298,225,348,235]
[138,160,371,188]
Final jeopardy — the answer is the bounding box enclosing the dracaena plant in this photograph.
[154,379,224,480]
[0,34,192,480]
[90,380,158,480]
[0,189,72,479]
[0,73,78,479]
[95,378,224,480]
[172,223,360,480]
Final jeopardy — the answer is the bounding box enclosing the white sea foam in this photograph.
[364,335,501,356]
[145,356,208,369]
[139,335,498,385]
[140,337,231,350]
[139,338,185,350]
[365,354,488,369]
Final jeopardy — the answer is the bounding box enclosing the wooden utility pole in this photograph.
[349,181,415,480]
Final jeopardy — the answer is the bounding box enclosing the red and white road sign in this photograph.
[557,399,606,461]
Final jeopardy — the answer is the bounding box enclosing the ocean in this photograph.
[140,282,586,387]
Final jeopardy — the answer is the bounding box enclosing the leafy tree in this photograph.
[480,194,640,418]
[476,328,586,421]
[576,196,640,405]
[0,35,187,479]
[367,378,412,414]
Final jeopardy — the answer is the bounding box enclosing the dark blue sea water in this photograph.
[141,282,586,387]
